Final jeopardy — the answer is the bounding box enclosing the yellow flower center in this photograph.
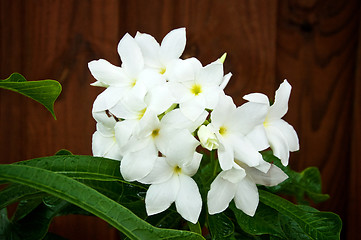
[151,129,160,138]
[159,67,166,75]
[191,84,202,96]
[219,126,227,136]
[174,166,182,174]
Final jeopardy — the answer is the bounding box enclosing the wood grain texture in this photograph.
[348,3,361,239]
[276,1,360,237]
[0,0,121,239]
[0,0,359,239]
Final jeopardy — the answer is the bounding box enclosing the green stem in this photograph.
[210,150,218,178]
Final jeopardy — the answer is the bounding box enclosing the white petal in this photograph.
[217,136,235,171]
[268,80,291,120]
[157,128,199,162]
[146,175,179,216]
[266,126,290,166]
[234,177,259,216]
[232,135,263,168]
[181,152,203,177]
[88,59,128,87]
[231,102,268,135]
[134,32,161,68]
[139,157,174,184]
[211,94,236,128]
[166,58,202,82]
[117,33,144,78]
[175,174,202,224]
[243,92,270,105]
[159,28,186,63]
[203,86,222,110]
[220,72,232,90]
[180,96,206,121]
[207,173,237,214]
[254,159,272,173]
[269,119,299,152]
[120,142,158,181]
[92,87,124,112]
[92,110,117,128]
[220,168,246,184]
[135,110,160,139]
[247,164,288,186]
[161,108,208,133]
[246,125,269,151]
[146,84,177,114]
[96,122,114,137]
[198,61,224,86]
[92,131,122,160]
[114,120,137,149]
[137,68,165,90]
[110,93,147,120]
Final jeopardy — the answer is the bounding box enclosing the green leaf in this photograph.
[230,202,286,238]
[0,164,204,240]
[0,73,61,119]
[10,198,69,240]
[0,184,45,209]
[12,198,44,221]
[1,155,148,219]
[207,212,234,240]
[259,190,342,240]
[262,151,329,204]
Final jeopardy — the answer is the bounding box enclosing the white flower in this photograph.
[208,93,269,171]
[135,28,186,81]
[198,125,219,151]
[119,110,201,182]
[141,133,203,224]
[168,57,225,121]
[207,163,288,216]
[90,33,164,114]
[243,80,299,166]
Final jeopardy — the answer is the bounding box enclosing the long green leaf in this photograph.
[259,190,341,240]
[0,164,204,240]
[0,73,61,119]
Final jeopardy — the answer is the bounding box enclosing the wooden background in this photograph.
[0,0,360,239]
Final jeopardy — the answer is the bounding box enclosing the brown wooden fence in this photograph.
[1,0,360,239]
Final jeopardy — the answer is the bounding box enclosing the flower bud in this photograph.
[198,125,219,151]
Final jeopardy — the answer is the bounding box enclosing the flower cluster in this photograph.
[89,28,299,223]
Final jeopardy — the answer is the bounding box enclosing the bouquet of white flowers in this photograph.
[0,28,341,240]
[90,28,299,224]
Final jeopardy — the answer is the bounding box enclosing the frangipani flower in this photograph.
[141,133,203,224]
[208,93,269,171]
[243,80,299,166]
[168,57,225,121]
[135,28,186,80]
[207,163,288,216]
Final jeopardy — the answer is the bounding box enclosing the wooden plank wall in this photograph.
[0,1,359,239]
